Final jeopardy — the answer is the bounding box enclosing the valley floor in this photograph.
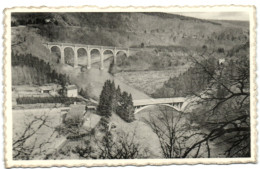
[114,66,189,95]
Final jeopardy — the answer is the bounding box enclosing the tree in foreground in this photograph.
[116,92,135,122]
[144,107,205,158]
[73,117,147,159]
[185,42,250,157]
[97,80,113,117]
[145,42,250,158]
[13,114,54,160]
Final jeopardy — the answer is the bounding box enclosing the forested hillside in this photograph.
[152,41,249,98]
[12,53,69,86]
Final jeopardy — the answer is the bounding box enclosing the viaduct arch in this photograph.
[44,42,130,70]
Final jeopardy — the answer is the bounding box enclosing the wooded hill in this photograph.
[152,41,250,98]
[12,12,248,49]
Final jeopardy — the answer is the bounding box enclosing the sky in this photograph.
[172,12,249,21]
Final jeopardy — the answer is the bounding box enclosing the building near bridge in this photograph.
[38,84,61,94]
[61,104,86,124]
[65,85,78,97]
[39,86,55,94]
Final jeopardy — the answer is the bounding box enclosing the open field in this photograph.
[114,65,190,95]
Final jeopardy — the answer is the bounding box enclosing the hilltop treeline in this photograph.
[11,12,249,50]
[98,80,135,122]
[12,52,70,86]
[12,13,125,29]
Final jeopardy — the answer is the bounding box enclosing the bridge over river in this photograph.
[133,97,188,114]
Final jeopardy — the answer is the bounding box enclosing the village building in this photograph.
[218,58,226,65]
[38,84,61,94]
[61,104,86,124]
[65,85,78,97]
[39,86,53,94]
[68,104,86,116]
[86,105,97,111]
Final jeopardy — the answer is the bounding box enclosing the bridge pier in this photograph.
[87,50,91,69]
[60,47,65,64]
[100,52,104,70]
[73,47,78,68]
[113,53,117,65]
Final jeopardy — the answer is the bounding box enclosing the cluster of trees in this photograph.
[16,97,82,105]
[12,52,70,87]
[97,80,135,122]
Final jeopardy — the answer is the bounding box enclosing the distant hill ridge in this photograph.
[11,12,249,55]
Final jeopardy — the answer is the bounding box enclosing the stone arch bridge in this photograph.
[43,42,132,70]
[133,97,188,114]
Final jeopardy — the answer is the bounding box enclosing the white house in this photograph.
[218,58,225,65]
[65,85,78,97]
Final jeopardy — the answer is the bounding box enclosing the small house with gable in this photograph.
[65,85,78,97]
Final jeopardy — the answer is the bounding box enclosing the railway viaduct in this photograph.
[43,42,131,70]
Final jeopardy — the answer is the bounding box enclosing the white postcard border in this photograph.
[3,5,257,168]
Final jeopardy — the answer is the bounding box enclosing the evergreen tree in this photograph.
[115,85,121,107]
[109,81,117,112]
[99,116,110,132]
[98,80,135,122]
[115,91,134,122]
[126,94,135,122]
[97,81,112,117]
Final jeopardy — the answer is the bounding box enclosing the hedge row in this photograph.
[16,96,82,104]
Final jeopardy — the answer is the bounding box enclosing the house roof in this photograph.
[69,104,85,114]
[66,85,78,90]
[66,104,86,120]
[38,84,61,91]
[39,86,53,91]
